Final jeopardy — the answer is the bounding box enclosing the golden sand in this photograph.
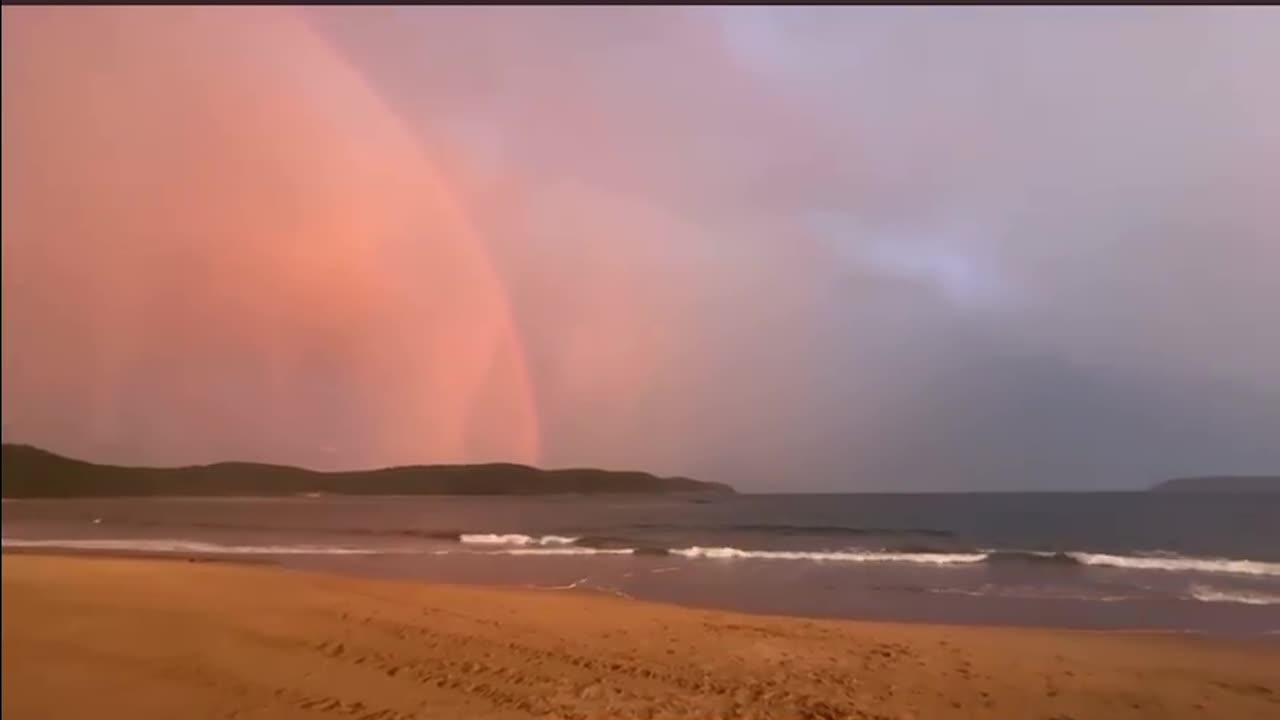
[3,554,1277,719]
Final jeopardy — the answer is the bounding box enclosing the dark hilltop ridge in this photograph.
[0,444,735,498]
[1150,476,1280,494]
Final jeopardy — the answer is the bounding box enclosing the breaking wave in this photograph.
[1187,585,1280,606]
[484,547,634,556]
[8,533,1277,579]
[670,546,987,564]
[459,533,579,546]
[984,550,1081,566]
[666,546,1280,577]
[1066,552,1280,577]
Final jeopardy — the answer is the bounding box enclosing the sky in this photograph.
[3,6,1279,491]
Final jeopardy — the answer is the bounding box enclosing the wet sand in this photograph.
[4,554,1278,720]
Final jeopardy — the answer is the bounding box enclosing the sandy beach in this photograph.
[4,554,1278,720]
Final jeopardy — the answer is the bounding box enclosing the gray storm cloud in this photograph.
[311,6,1280,490]
[5,6,1279,489]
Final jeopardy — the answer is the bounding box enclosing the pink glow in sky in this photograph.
[2,7,538,470]
[4,6,1280,489]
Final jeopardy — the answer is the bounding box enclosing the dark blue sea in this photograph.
[4,493,1278,636]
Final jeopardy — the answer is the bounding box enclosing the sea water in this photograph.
[5,492,1278,636]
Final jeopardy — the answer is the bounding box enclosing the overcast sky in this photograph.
[3,6,1278,490]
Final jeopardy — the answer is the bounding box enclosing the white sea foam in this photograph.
[1067,552,1280,577]
[459,533,579,546]
[12,534,1276,582]
[668,546,1280,576]
[431,546,633,556]
[670,546,987,564]
[0,537,381,555]
[488,547,634,556]
[1187,584,1280,606]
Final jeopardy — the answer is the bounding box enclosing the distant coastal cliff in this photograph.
[1150,476,1280,493]
[0,444,734,498]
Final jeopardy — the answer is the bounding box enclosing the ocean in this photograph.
[4,492,1278,636]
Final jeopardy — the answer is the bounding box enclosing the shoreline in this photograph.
[5,554,1280,719]
[2,540,1280,635]
[3,547,1254,642]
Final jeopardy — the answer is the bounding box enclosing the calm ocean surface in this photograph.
[5,493,1279,636]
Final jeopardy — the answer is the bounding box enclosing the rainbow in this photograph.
[1,6,541,468]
